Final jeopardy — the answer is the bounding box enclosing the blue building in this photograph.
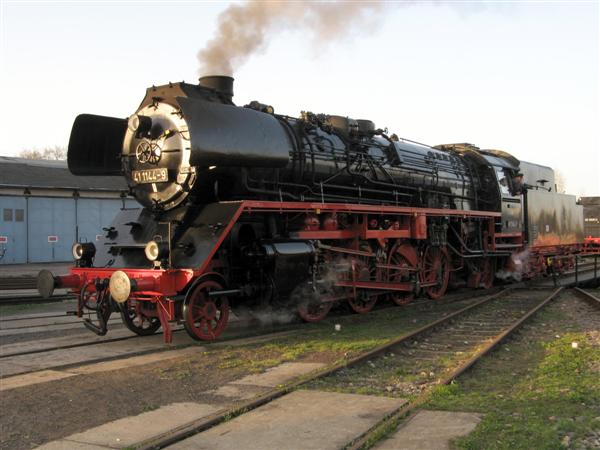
[0,157,138,264]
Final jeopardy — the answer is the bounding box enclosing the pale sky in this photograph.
[1,0,598,196]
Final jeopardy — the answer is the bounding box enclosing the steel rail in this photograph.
[134,288,514,450]
[0,287,502,360]
[0,315,122,332]
[0,294,74,305]
[572,287,600,309]
[344,287,564,450]
[0,277,37,289]
[0,312,80,322]
[0,324,313,381]
[0,327,169,360]
[0,318,311,364]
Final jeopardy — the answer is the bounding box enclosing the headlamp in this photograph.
[72,242,96,261]
[144,240,169,262]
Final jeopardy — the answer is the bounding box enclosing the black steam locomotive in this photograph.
[39,76,584,342]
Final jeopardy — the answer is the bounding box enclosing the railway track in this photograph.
[0,294,493,384]
[3,286,597,449]
[0,321,309,379]
[125,286,569,450]
[0,275,73,305]
[343,287,571,450]
[0,281,592,378]
[0,277,37,290]
[0,264,596,377]
[0,287,503,366]
[572,287,600,307]
[0,294,74,305]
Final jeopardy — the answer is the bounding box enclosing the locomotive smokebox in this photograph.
[199,75,234,101]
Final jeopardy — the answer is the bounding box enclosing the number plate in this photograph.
[132,168,168,184]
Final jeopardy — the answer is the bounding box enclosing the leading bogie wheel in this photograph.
[119,301,161,336]
[183,278,230,341]
[293,282,332,323]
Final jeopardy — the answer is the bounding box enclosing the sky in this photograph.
[0,0,598,196]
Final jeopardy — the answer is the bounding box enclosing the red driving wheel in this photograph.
[421,246,450,300]
[387,243,418,306]
[348,258,377,314]
[294,282,332,323]
[183,278,229,341]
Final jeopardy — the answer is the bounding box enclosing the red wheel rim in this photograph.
[348,294,376,313]
[422,246,450,300]
[120,300,161,335]
[297,299,332,322]
[294,283,332,323]
[388,244,417,306]
[184,280,229,341]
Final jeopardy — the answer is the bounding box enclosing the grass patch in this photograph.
[239,299,477,364]
[425,302,600,450]
[190,299,478,381]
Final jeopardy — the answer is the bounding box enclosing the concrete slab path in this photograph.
[31,362,332,449]
[0,327,135,357]
[208,361,325,400]
[1,329,303,390]
[373,409,483,450]
[0,347,203,391]
[0,329,195,377]
[34,441,110,450]
[170,390,406,450]
[230,362,325,387]
[35,402,222,450]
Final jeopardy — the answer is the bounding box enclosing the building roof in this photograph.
[580,196,600,206]
[0,156,128,191]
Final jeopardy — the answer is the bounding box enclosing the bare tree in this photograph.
[555,169,567,194]
[19,146,66,160]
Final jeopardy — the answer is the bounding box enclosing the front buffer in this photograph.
[37,266,233,343]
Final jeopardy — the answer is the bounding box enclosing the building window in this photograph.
[15,209,24,222]
[3,209,12,221]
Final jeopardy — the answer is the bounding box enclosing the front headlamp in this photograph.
[72,242,96,261]
[144,240,169,262]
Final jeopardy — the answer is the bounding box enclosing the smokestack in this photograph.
[199,75,234,102]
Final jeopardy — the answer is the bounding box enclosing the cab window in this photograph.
[495,167,510,196]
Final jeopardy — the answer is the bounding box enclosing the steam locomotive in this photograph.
[38,76,585,342]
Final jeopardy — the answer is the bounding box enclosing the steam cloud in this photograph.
[198,0,385,76]
[496,249,530,282]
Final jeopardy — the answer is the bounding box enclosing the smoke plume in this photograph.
[198,0,385,76]
[496,249,530,282]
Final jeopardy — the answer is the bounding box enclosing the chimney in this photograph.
[199,75,234,102]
